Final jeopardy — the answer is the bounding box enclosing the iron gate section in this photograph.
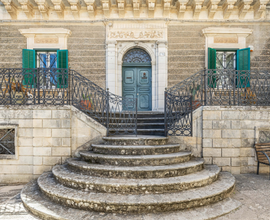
[107,92,137,136]
[164,92,192,136]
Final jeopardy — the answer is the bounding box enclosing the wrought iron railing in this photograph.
[0,68,69,105]
[70,69,138,136]
[165,69,270,136]
[0,68,138,143]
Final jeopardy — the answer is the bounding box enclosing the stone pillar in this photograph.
[106,41,117,94]
[156,40,167,111]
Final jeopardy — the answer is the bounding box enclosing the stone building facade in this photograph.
[0,0,270,182]
[0,2,269,110]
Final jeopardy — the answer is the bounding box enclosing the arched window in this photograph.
[123,48,151,64]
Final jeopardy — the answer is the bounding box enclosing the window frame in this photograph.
[0,125,18,160]
[35,49,58,68]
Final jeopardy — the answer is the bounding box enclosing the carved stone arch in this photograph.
[118,42,156,65]
[123,48,151,63]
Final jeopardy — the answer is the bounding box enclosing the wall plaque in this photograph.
[34,37,59,44]
[214,37,238,44]
[259,130,270,143]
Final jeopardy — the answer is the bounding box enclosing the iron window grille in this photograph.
[216,50,236,89]
[0,128,15,155]
[36,51,58,89]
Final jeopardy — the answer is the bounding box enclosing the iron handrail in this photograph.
[165,69,270,137]
[0,68,138,136]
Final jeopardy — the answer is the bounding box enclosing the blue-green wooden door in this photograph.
[122,67,152,111]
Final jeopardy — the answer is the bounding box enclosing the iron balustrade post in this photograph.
[190,95,193,136]
[8,69,11,105]
[233,70,236,105]
[204,67,207,106]
[164,88,167,136]
[37,68,40,104]
[200,70,204,106]
[68,68,71,105]
[135,97,138,137]
[106,88,109,136]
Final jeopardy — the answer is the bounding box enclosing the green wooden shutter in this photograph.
[22,49,36,86]
[57,50,68,88]
[236,48,250,88]
[208,48,216,88]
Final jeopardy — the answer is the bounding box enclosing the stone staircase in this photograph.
[91,112,165,136]
[21,136,241,220]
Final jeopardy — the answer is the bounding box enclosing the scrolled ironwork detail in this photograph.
[166,68,270,137]
[123,48,151,63]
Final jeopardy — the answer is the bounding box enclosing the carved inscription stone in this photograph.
[34,37,59,44]
[109,31,163,39]
[214,37,238,43]
[259,130,270,143]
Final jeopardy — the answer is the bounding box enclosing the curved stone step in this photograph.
[66,158,204,178]
[91,143,182,155]
[38,172,235,214]
[102,136,168,146]
[21,180,241,220]
[52,164,220,194]
[79,151,191,166]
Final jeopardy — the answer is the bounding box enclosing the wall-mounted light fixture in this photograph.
[248,45,254,52]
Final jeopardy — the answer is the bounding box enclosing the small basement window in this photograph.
[0,128,16,157]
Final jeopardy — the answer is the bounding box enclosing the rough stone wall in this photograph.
[168,24,270,88]
[0,105,106,183]
[246,24,270,71]
[201,106,270,174]
[167,24,206,88]
[0,24,106,88]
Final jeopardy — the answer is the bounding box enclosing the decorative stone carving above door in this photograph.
[106,21,168,111]
[123,48,152,63]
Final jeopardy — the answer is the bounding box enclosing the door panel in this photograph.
[137,68,151,111]
[122,68,136,110]
[122,67,152,111]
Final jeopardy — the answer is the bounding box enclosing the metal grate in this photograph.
[0,129,15,155]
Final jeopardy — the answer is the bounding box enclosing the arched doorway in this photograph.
[122,48,152,111]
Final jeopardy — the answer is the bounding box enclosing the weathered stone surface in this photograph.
[52,164,220,194]
[79,151,191,166]
[37,172,235,214]
[102,136,168,146]
[66,158,204,179]
[91,144,181,155]
[21,181,241,220]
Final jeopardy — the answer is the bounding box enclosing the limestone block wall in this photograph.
[0,105,106,183]
[0,24,106,88]
[202,106,270,174]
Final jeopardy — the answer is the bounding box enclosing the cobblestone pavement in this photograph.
[0,173,269,220]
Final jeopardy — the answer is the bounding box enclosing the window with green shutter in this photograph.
[22,49,69,88]
[57,50,68,88]
[236,48,250,88]
[22,49,36,87]
[208,47,250,88]
[208,48,216,88]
